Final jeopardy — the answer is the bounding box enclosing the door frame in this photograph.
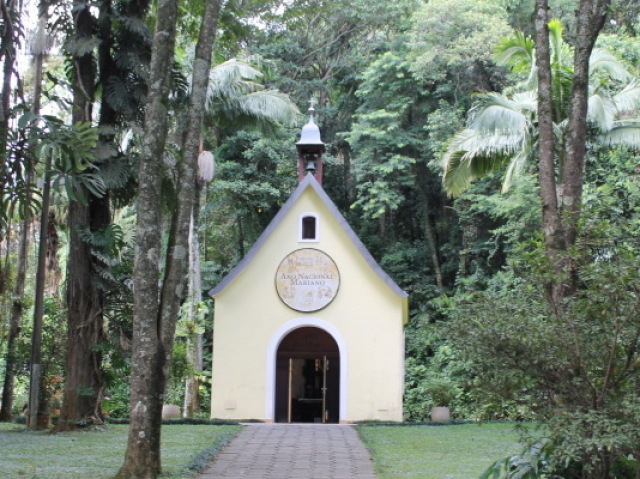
[265,317,348,422]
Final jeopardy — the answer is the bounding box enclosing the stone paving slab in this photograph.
[198,424,376,479]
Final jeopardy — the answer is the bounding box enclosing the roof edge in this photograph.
[209,173,408,299]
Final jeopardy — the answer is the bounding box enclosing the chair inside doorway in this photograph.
[275,327,340,423]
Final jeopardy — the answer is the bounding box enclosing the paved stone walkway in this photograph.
[199,424,377,479]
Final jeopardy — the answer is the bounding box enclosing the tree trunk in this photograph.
[0,0,17,152]
[116,1,221,473]
[59,194,107,429]
[115,0,181,475]
[415,162,443,293]
[183,334,203,417]
[0,216,29,421]
[44,214,61,294]
[17,6,43,426]
[184,191,204,418]
[455,199,477,282]
[59,0,153,432]
[534,0,564,305]
[0,0,20,243]
[57,0,106,431]
[561,0,610,247]
[535,0,610,306]
[27,154,51,430]
[338,142,355,206]
[158,0,222,395]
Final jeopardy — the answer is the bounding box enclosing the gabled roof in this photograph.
[209,173,408,299]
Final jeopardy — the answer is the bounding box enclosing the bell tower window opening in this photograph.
[299,213,319,242]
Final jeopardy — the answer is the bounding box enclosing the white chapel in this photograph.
[209,108,408,423]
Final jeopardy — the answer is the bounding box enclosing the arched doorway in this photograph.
[275,327,340,423]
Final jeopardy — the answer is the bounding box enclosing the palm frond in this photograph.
[441,18,639,197]
[470,93,532,134]
[510,91,537,112]
[502,142,532,193]
[442,141,477,198]
[588,92,616,132]
[495,31,534,74]
[463,132,526,161]
[442,128,516,196]
[612,80,640,116]
[598,121,640,149]
[231,91,300,127]
[554,119,566,145]
[548,19,567,65]
[589,48,633,82]
[208,59,264,100]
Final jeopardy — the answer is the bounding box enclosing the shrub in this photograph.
[448,244,640,479]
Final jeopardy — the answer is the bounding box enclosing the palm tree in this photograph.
[205,58,299,134]
[442,20,640,197]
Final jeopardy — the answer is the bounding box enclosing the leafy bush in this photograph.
[423,378,458,406]
[403,318,472,420]
[164,340,191,406]
[480,441,561,479]
[481,438,639,479]
[103,380,130,418]
[448,242,640,479]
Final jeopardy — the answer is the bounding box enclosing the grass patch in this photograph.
[0,422,242,479]
[357,423,521,479]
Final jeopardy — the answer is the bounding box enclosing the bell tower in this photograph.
[296,101,325,185]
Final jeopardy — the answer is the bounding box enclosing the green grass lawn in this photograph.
[0,422,242,479]
[357,423,522,479]
[0,421,523,479]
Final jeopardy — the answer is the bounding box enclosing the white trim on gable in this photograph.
[264,317,348,422]
[210,174,407,302]
[298,212,319,242]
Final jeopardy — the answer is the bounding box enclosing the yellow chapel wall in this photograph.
[210,186,406,422]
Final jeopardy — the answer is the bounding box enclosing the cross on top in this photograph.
[308,98,317,111]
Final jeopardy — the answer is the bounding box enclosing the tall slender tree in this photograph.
[0,0,19,166]
[116,0,222,476]
[535,0,611,303]
[180,58,299,416]
[57,0,152,430]
[58,0,107,428]
[114,0,179,471]
[0,3,49,422]
[0,217,28,421]
[535,0,562,303]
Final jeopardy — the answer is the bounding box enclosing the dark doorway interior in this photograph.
[275,327,340,423]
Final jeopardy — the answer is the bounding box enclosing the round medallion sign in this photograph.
[275,248,340,312]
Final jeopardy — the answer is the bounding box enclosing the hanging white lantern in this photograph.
[198,150,215,183]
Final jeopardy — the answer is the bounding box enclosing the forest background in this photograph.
[1,0,640,478]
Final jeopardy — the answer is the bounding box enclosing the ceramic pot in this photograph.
[162,405,181,419]
[430,406,450,423]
